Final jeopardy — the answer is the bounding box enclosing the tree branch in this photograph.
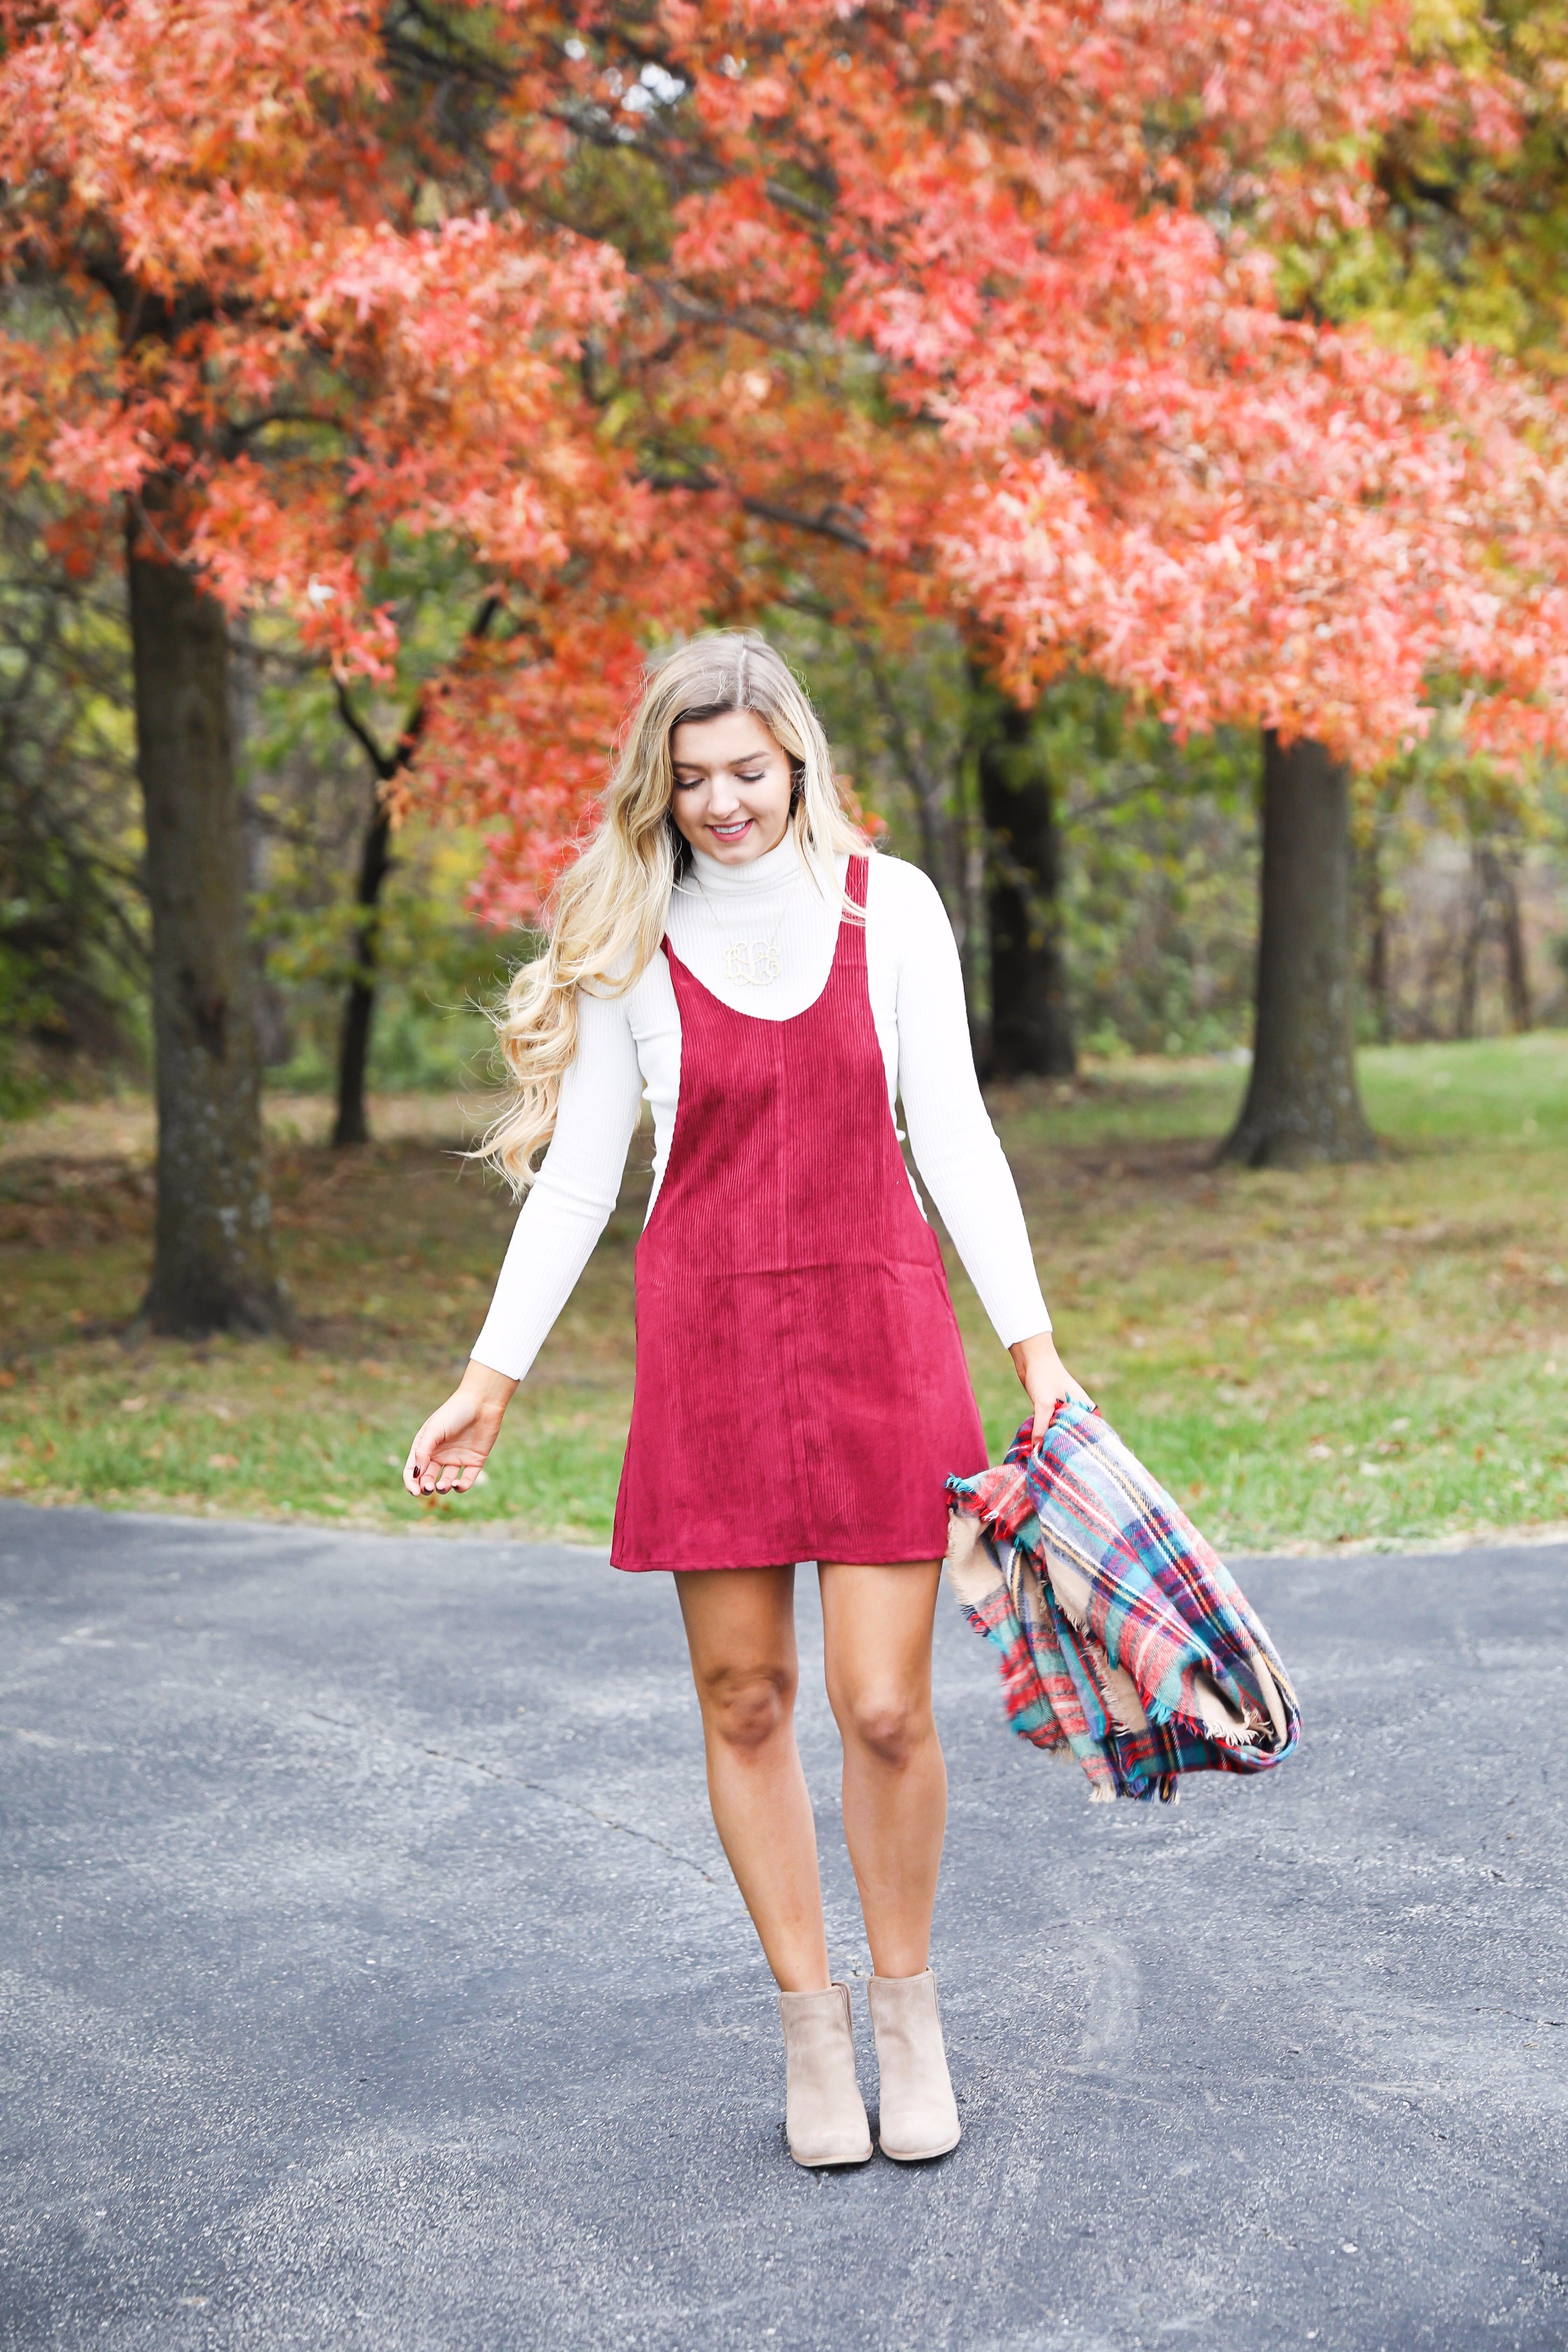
[334,678,396,780]
[740,496,870,553]
[643,275,832,355]
[227,407,351,443]
[333,590,505,785]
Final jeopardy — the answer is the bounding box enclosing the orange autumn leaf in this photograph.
[1,0,1562,925]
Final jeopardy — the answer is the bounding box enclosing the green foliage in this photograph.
[770,608,1261,1056]
[1357,700,1568,1040]
[768,608,975,921]
[0,507,531,1128]
[1371,3,1568,367]
[1037,680,1259,1057]
[0,490,144,1114]
[253,824,506,1098]
[237,568,519,1099]
[1258,4,1568,358]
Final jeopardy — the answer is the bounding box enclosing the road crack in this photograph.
[300,1707,720,1884]
[418,1739,721,1884]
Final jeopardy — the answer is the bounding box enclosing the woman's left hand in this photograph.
[1008,1330,1091,1449]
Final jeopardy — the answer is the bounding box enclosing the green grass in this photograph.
[3,1035,1567,1554]
[0,1130,638,1544]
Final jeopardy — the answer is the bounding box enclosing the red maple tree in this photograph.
[4,1,1564,1315]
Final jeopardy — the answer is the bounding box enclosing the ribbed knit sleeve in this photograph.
[874,858,1053,1349]
[469,986,645,1382]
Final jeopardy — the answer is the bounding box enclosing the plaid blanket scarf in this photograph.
[946,1400,1299,1804]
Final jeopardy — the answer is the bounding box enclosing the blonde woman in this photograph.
[403,633,1075,2167]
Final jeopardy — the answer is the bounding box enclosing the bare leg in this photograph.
[818,1560,946,1980]
[675,1564,830,1994]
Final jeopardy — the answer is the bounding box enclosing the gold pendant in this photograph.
[723,939,782,986]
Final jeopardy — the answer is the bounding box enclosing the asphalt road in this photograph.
[1,1501,1564,2352]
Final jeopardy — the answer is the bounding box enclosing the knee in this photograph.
[837,1686,931,1771]
[699,1662,795,1757]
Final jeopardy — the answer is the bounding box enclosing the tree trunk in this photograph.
[1480,844,1532,1033]
[1357,820,1394,1045]
[332,798,393,1149]
[128,509,286,1333]
[233,619,293,1069]
[976,692,1076,1078]
[328,594,498,1146]
[1219,732,1376,1168]
[1455,846,1485,1040]
[1500,864,1532,1034]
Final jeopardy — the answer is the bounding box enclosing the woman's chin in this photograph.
[696,820,787,862]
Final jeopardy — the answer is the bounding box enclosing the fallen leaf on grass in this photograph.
[119,1396,147,1413]
[206,1452,238,1471]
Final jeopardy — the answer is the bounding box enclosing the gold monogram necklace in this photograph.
[680,860,792,988]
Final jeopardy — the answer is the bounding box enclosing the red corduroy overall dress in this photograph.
[611,855,988,1573]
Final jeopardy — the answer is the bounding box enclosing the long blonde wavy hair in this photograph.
[479,631,867,1192]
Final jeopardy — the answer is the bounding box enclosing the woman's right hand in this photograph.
[402,1360,519,1497]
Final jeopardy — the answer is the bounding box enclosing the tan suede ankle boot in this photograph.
[866,1968,961,2162]
[777,1982,874,2167]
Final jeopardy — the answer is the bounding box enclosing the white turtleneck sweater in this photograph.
[470,839,1051,1381]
